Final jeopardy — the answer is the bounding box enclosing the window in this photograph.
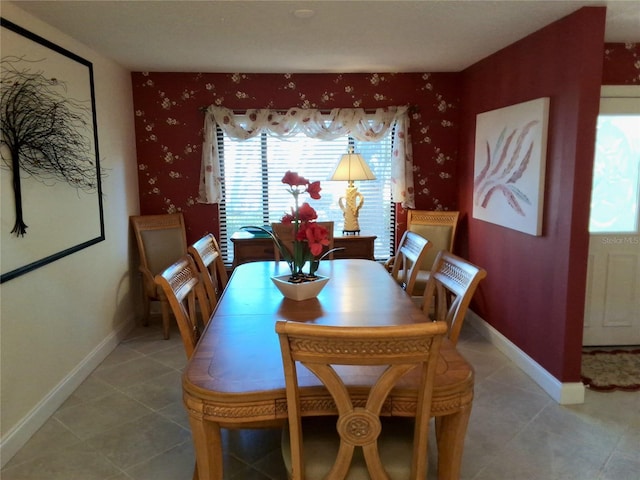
[218,128,395,265]
[589,96,640,234]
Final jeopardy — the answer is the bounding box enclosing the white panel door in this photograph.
[583,86,640,346]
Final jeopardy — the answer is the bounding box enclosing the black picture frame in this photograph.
[1,18,104,283]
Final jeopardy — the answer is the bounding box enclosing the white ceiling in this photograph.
[6,0,640,73]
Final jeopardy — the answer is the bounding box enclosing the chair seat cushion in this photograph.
[282,416,419,480]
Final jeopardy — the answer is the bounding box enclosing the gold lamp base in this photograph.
[330,146,376,235]
[338,181,364,235]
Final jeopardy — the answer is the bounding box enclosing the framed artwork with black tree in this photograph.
[0,18,104,283]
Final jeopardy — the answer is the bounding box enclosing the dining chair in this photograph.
[276,320,447,480]
[418,250,487,346]
[154,255,212,360]
[387,211,460,296]
[389,230,432,296]
[188,233,228,311]
[271,221,335,260]
[130,213,187,339]
[409,210,460,295]
[154,254,211,480]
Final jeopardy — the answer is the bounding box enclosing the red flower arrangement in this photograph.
[244,171,333,283]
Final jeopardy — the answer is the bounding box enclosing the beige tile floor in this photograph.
[2,319,639,480]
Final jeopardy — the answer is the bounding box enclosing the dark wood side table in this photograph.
[231,231,377,267]
[332,234,377,260]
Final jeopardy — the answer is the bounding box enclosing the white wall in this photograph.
[0,2,140,465]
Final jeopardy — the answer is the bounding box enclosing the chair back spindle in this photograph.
[188,233,228,311]
[389,230,432,296]
[419,251,487,345]
[155,255,211,359]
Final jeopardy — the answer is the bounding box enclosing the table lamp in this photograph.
[329,146,376,235]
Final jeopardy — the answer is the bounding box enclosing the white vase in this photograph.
[271,274,330,301]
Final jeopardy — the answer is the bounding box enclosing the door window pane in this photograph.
[589,115,640,233]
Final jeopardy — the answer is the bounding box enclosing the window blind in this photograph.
[218,128,395,265]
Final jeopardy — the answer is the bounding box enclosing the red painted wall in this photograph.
[458,7,607,382]
[131,72,460,244]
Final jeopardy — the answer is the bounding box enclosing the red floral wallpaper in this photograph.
[131,72,460,243]
[603,42,640,84]
[131,43,637,245]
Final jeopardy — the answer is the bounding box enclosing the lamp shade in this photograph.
[329,150,376,182]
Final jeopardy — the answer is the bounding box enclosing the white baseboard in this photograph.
[0,318,136,468]
[467,310,585,405]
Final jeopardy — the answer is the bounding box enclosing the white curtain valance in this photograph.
[199,106,415,208]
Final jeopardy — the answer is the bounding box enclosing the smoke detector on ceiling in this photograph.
[293,9,315,19]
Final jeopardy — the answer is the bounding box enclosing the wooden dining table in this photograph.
[183,259,474,480]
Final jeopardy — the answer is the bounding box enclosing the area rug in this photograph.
[581,349,640,392]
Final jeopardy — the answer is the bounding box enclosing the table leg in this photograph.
[434,404,472,480]
[189,414,223,480]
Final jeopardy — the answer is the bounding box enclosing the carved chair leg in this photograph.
[435,404,471,480]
